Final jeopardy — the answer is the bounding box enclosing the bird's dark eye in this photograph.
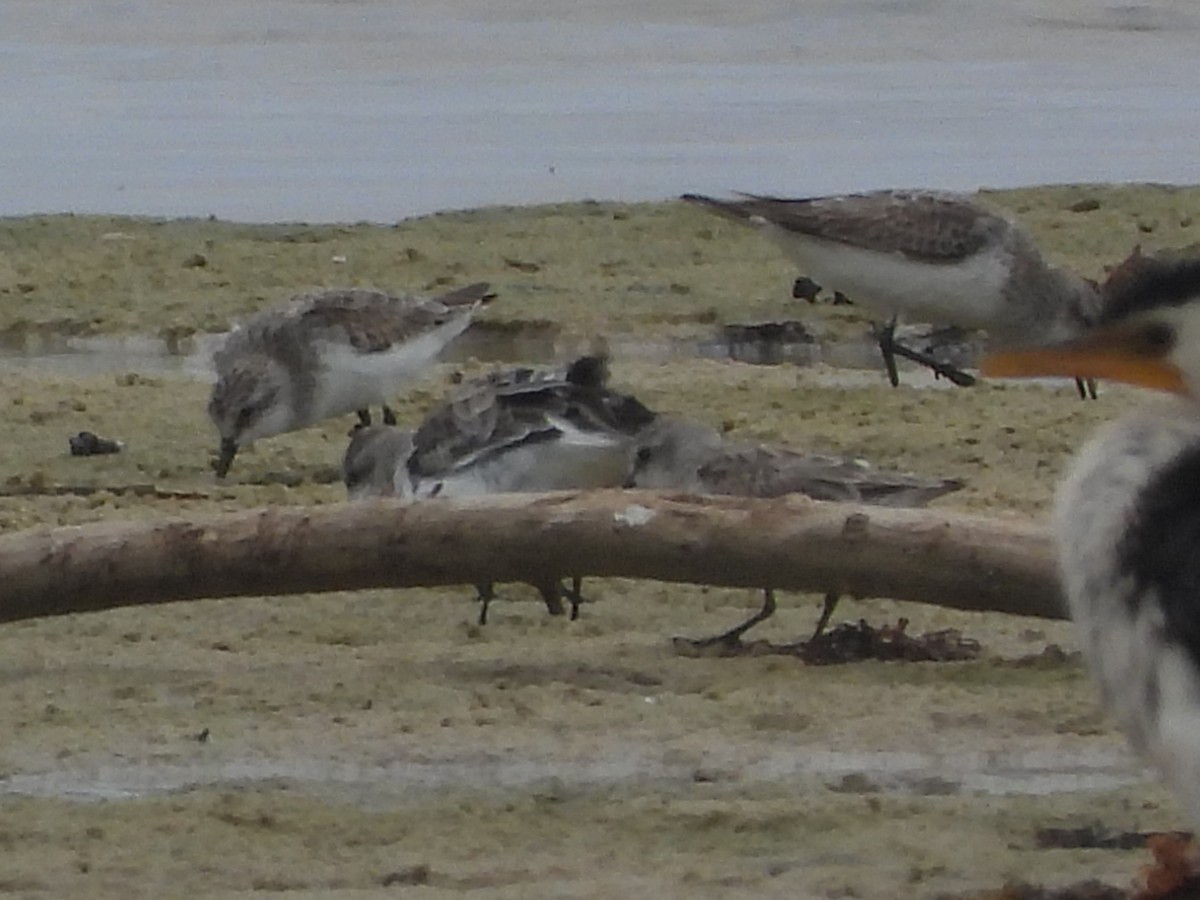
[1138,321,1175,355]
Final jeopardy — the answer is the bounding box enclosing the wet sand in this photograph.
[0,185,1196,897]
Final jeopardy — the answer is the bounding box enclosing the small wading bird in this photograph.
[208,282,494,477]
[628,417,964,647]
[342,356,657,623]
[982,254,1200,830]
[682,190,1102,395]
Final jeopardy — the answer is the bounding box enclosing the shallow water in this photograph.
[5,0,1200,221]
[0,744,1144,805]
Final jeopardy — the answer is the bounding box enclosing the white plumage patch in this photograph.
[309,316,472,423]
[765,227,1011,329]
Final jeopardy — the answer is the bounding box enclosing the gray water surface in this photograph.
[4,0,1200,222]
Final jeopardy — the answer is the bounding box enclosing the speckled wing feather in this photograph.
[287,283,493,352]
[682,190,1007,263]
[697,442,963,506]
[409,357,655,480]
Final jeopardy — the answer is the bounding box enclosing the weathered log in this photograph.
[0,490,1063,624]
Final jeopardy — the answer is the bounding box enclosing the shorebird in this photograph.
[629,417,964,646]
[342,356,657,623]
[208,282,494,477]
[682,190,1103,394]
[341,423,416,501]
[982,254,1200,830]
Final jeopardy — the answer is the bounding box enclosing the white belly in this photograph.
[770,230,1010,329]
[310,317,471,420]
[420,431,632,499]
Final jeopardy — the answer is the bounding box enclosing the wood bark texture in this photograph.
[0,490,1064,623]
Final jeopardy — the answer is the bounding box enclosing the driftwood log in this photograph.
[0,490,1063,624]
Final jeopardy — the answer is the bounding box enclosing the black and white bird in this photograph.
[682,190,1102,393]
[209,282,494,476]
[982,255,1200,829]
[342,356,657,623]
[628,417,964,646]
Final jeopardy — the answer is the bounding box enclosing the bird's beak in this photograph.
[981,323,1188,395]
[214,438,239,478]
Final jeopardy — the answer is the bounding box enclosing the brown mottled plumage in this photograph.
[208,282,493,476]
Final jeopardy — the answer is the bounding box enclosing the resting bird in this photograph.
[342,356,657,623]
[982,254,1200,829]
[209,282,494,477]
[628,417,964,646]
[682,190,1102,394]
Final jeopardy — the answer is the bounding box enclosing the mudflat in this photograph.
[0,184,1196,898]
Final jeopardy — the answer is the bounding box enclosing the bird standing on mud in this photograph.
[683,189,1102,394]
[983,255,1200,830]
[628,417,964,646]
[208,282,494,477]
[343,356,657,623]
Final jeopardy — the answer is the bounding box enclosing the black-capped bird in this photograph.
[982,254,1200,829]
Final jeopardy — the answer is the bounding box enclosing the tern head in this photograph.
[207,356,293,476]
[982,256,1200,398]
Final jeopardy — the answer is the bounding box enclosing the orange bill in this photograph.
[981,325,1187,394]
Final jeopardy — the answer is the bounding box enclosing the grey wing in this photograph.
[684,190,1007,263]
[409,368,568,478]
[291,284,491,352]
[698,443,963,506]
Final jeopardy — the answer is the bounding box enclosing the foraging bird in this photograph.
[342,356,657,623]
[629,417,964,646]
[208,282,494,477]
[682,190,1102,394]
[982,254,1200,829]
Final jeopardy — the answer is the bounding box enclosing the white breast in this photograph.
[768,229,1011,329]
[1055,400,1200,827]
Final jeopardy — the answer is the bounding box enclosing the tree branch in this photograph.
[0,490,1064,624]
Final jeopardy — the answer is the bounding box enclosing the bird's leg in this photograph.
[1076,377,1099,400]
[382,405,398,426]
[678,589,777,649]
[810,591,841,641]
[564,576,585,621]
[874,317,901,388]
[885,341,977,387]
[356,409,372,427]
[475,582,496,625]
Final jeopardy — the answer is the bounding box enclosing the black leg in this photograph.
[874,317,901,387]
[1076,377,1098,400]
[475,582,495,625]
[885,341,977,387]
[382,405,398,426]
[810,591,840,641]
[678,589,778,649]
[564,576,584,621]
[356,409,371,427]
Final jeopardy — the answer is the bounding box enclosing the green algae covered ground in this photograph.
[0,184,1196,898]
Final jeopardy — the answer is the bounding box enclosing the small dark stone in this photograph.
[68,431,123,456]
[792,276,822,301]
